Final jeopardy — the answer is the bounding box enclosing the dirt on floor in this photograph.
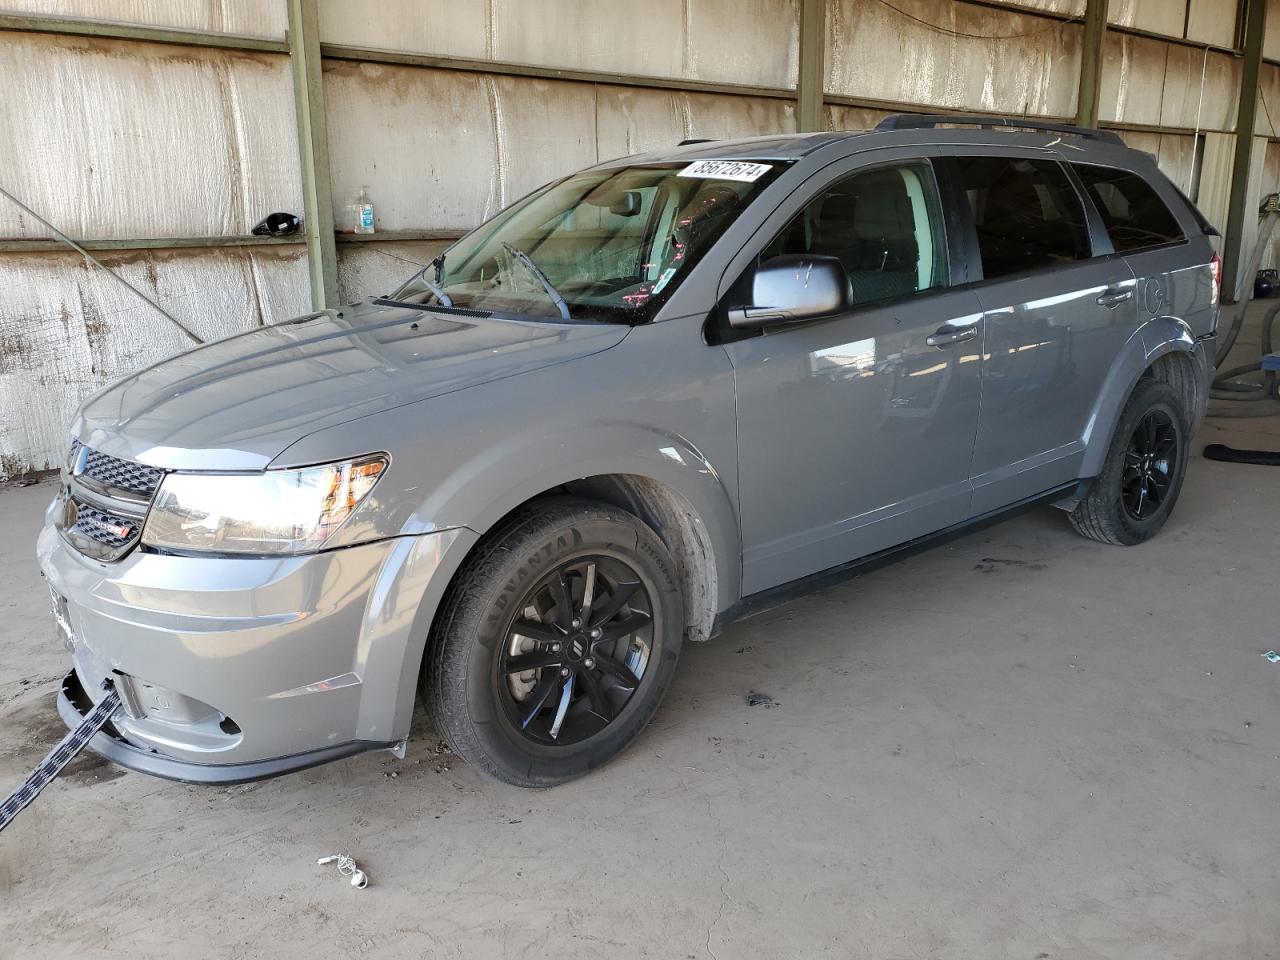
[1,311,1279,958]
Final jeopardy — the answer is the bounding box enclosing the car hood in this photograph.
[73,300,630,470]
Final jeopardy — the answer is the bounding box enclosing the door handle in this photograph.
[925,325,978,348]
[1096,288,1133,308]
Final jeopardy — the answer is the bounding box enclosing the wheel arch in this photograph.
[558,474,721,644]
[1078,318,1203,480]
[405,418,742,626]
[447,470,729,647]
[363,437,741,742]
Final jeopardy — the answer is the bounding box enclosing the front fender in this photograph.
[276,321,743,739]
[1079,316,1206,478]
[433,420,733,534]
[353,426,740,743]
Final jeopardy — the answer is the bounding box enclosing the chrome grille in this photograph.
[60,441,163,562]
[70,441,164,501]
[70,500,139,551]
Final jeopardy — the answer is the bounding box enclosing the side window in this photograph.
[761,164,948,306]
[1072,164,1186,253]
[954,156,1091,280]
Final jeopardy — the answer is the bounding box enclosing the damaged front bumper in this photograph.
[56,670,387,785]
[38,511,475,785]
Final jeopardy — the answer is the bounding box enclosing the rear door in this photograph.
[942,153,1139,515]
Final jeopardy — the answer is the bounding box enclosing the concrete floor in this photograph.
[3,331,1280,957]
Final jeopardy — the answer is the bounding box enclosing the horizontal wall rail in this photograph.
[0,236,298,254]
[337,230,463,243]
[0,13,287,52]
[0,231,464,255]
[319,44,799,101]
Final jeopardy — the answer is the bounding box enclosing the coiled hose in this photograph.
[1200,201,1280,462]
[1206,204,1280,420]
[1209,298,1279,409]
[1203,299,1280,464]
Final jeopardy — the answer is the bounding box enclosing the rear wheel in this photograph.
[1070,379,1189,545]
[425,498,683,787]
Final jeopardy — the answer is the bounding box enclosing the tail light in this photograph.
[1209,251,1222,306]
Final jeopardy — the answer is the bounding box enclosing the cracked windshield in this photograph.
[390,159,790,323]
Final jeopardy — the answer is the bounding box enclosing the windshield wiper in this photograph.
[413,255,453,307]
[418,272,453,308]
[501,242,571,321]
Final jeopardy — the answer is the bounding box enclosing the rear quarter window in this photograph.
[1072,164,1186,253]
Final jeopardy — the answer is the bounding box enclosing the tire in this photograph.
[1070,379,1190,546]
[425,497,684,787]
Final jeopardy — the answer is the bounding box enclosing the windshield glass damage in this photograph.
[389,159,790,323]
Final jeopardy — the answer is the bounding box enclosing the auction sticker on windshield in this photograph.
[678,160,772,182]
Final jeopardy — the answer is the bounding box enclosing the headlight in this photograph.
[141,455,386,555]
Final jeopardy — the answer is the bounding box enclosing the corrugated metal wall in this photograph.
[0,0,1276,471]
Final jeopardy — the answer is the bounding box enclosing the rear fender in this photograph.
[1078,316,1201,479]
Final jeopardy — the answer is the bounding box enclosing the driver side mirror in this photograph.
[727,254,851,330]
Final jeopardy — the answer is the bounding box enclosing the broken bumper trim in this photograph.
[57,670,393,786]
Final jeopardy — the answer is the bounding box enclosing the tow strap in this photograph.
[0,681,121,833]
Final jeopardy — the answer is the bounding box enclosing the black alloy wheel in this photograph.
[425,498,684,787]
[1069,378,1189,546]
[498,556,653,746]
[1121,410,1178,522]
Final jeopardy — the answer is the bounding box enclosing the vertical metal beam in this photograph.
[796,0,826,133]
[1222,0,1267,301]
[287,0,338,310]
[1076,0,1109,128]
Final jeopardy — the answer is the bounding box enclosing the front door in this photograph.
[724,160,985,595]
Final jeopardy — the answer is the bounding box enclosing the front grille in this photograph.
[60,441,163,562]
[70,500,140,551]
[70,441,164,501]
[59,496,145,562]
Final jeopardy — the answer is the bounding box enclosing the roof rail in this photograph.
[678,138,716,146]
[874,114,1125,146]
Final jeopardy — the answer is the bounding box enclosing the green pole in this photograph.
[287,0,339,310]
[1076,0,1109,128]
[1222,0,1267,302]
[797,0,826,132]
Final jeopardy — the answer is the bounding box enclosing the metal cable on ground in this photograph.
[0,184,203,344]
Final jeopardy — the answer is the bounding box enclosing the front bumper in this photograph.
[38,516,475,781]
[56,670,385,784]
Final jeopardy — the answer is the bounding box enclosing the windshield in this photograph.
[389,160,790,323]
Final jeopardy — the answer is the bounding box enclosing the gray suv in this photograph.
[40,116,1218,787]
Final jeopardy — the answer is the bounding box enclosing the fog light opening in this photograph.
[218,716,242,736]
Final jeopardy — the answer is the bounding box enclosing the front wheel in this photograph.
[1070,379,1190,545]
[425,498,684,787]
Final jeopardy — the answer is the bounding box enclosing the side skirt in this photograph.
[712,481,1080,634]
